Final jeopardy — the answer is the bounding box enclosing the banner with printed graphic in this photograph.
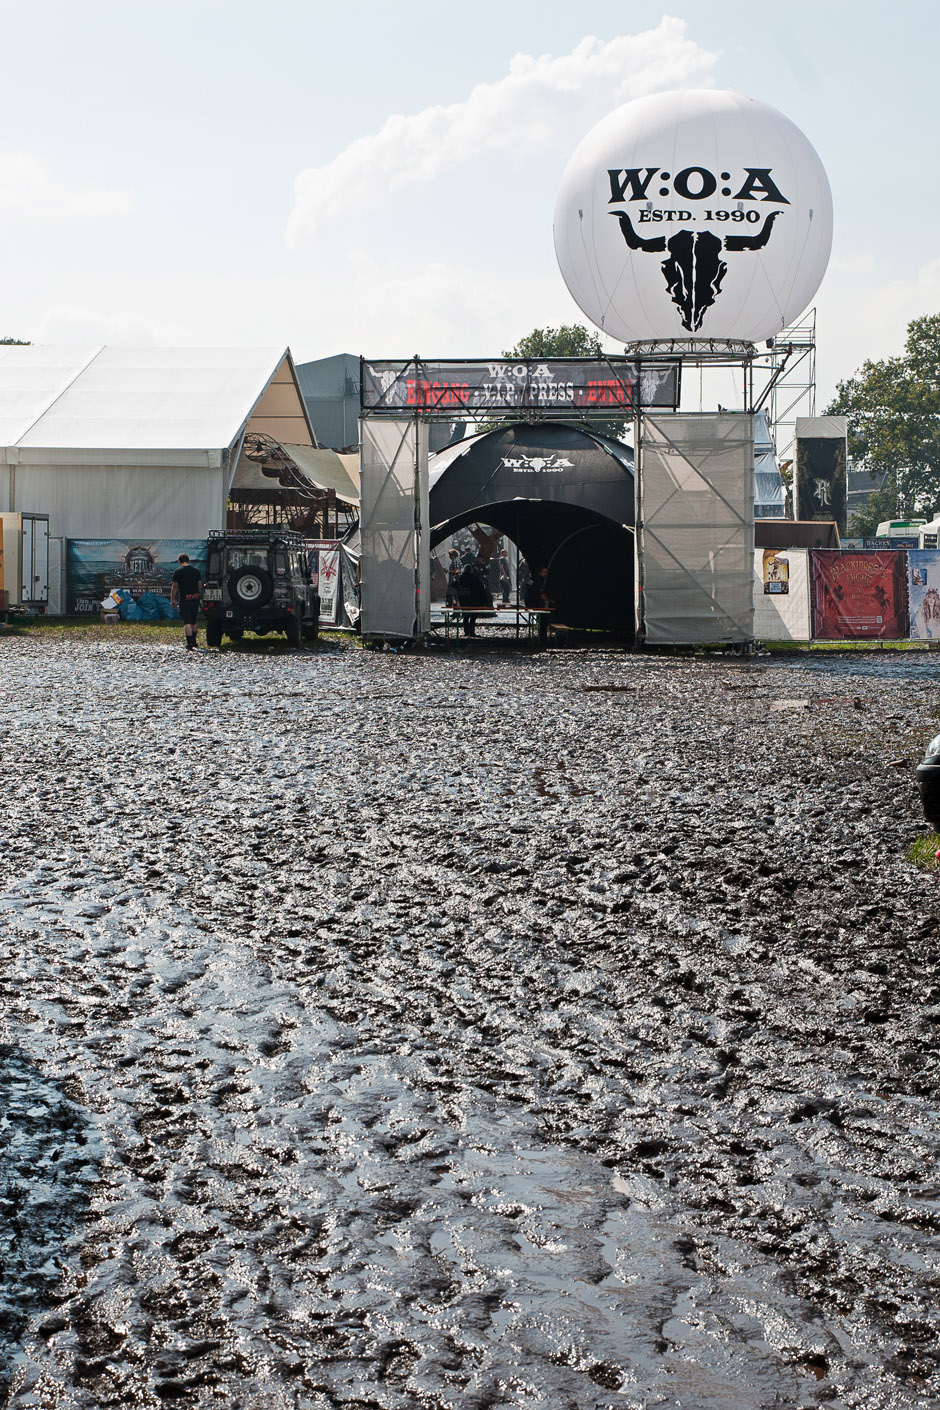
[308,539,341,624]
[907,550,940,640]
[67,539,207,614]
[810,549,908,640]
[795,417,847,532]
[361,358,679,417]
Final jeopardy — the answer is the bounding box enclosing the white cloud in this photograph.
[0,154,133,223]
[286,19,716,245]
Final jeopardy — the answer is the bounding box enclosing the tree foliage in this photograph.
[826,314,940,529]
[844,481,901,539]
[505,324,604,359]
[474,323,628,441]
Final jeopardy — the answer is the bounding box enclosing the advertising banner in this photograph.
[754,548,811,641]
[362,358,679,416]
[67,539,207,614]
[907,550,940,640]
[810,549,907,640]
[308,539,341,624]
[795,417,848,531]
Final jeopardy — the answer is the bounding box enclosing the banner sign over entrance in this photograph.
[361,357,680,418]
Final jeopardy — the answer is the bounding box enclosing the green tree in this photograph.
[845,480,898,539]
[1,337,30,344]
[475,323,629,441]
[506,324,604,359]
[826,314,940,531]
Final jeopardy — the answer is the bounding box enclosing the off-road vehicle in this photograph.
[202,528,318,648]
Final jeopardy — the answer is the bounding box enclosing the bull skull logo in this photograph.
[612,211,782,333]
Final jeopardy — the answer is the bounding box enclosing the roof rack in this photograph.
[208,527,307,545]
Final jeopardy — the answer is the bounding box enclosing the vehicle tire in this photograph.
[228,565,274,609]
[227,626,244,640]
[205,616,223,648]
[301,618,318,641]
[284,615,301,648]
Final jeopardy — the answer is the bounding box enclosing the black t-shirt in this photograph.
[173,564,202,597]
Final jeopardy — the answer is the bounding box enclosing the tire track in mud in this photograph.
[1,638,940,1408]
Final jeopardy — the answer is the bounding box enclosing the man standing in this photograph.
[498,548,511,606]
[445,546,461,606]
[170,552,202,650]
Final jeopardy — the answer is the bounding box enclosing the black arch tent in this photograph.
[429,422,636,635]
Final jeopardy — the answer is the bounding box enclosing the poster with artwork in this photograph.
[308,540,341,624]
[907,550,940,639]
[67,539,207,614]
[762,549,789,595]
[810,549,907,640]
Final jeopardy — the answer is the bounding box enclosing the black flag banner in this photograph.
[361,357,680,418]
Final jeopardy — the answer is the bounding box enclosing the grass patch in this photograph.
[762,639,940,653]
[1,615,358,651]
[2,615,180,643]
[907,834,940,872]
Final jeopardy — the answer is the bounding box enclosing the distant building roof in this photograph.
[296,353,361,451]
[296,353,465,452]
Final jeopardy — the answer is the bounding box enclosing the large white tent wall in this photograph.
[0,346,315,542]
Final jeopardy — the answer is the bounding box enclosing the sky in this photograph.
[0,0,937,411]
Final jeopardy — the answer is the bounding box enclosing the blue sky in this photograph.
[0,1,936,406]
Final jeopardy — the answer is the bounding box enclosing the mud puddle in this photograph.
[1,636,939,1408]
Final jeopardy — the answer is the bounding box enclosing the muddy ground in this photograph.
[1,633,939,1410]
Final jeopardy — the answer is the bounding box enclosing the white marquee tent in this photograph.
[0,345,317,539]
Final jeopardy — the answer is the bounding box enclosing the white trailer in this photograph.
[0,512,50,612]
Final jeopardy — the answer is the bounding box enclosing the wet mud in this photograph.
[1,635,939,1409]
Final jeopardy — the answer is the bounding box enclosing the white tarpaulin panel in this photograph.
[639,413,755,644]
[280,444,360,503]
[10,464,224,539]
[359,419,429,638]
[753,547,811,640]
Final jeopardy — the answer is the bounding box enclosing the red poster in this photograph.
[810,549,908,639]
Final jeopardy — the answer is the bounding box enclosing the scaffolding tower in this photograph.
[767,308,817,465]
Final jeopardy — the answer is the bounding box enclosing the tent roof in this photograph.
[0,345,307,452]
[281,443,360,504]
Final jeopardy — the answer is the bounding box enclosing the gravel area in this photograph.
[1,633,939,1410]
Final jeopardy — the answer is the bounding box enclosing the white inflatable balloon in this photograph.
[553,89,832,345]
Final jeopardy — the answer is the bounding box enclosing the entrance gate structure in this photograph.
[359,342,805,646]
[358,356,679,640]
